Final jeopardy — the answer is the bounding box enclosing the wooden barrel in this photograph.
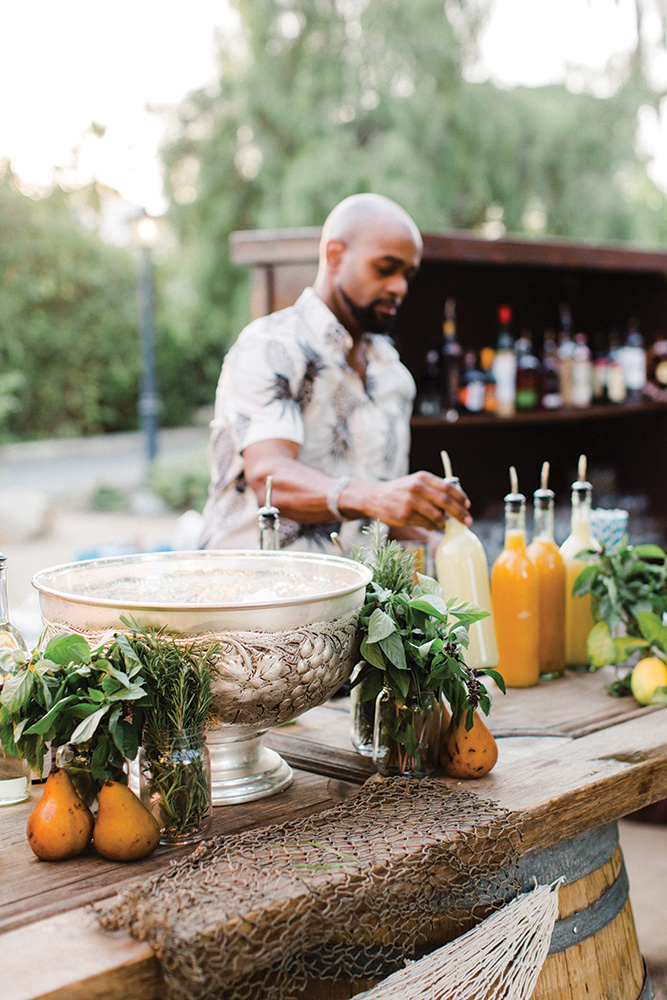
[522,821,653,1000]
[296,821,652,1000]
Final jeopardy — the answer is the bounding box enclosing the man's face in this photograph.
[330,226,421,335]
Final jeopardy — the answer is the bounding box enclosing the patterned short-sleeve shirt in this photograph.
[199,287,416,552]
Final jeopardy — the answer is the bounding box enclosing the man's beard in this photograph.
[340,287,396,334]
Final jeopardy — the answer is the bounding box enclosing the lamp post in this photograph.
[133,212,161,465]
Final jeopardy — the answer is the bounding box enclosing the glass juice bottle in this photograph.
[491,476,540,687]
[527,472,566,677]
[435,476,498,671]
[0,553,31,805]
[560,460,595,668]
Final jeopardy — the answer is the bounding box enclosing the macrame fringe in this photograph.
[351,880,562,1000]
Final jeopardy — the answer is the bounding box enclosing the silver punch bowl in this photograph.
[33,550,372,804]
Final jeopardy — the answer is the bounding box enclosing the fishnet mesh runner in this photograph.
[95,776,524,1000]
[350,880,561,1000]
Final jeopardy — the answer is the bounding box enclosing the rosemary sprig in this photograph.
[119,622,218,839]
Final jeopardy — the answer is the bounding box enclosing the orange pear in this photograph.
[93,780,161,862]
[26,766,94,861]
[440,709,498,779]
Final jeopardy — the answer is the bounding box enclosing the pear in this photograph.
[93,780,161,862]
[440,709,498,779]
[26,766,94,861]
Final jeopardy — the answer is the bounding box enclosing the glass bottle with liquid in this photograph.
[435,477,498,671]
[0,553,31,806]
[439,297,463,412]
[491,482,540,687]
[526,481,566,677]
[492,304,516,417]
[559,464,595,668]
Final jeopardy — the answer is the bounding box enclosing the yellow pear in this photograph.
[26,766,94,861]
[93,780,161,862]
[440,709,498,779]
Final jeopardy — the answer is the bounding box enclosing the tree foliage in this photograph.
[0,164,140,440]
[161,0,667,360]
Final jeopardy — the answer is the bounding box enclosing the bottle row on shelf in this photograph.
[415,298,667,419]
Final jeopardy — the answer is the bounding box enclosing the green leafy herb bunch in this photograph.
[0,631,148,795]
[352,523,505,770]
[120,623,217,841]
[572,540,667,677]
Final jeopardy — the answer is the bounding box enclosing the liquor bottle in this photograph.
[591,330,609,403]
[559,455,596,669]
[571,331,593,408]
[539,330,562,410]
[415,349,442,416]
[435,452,498,671]
[439,297,463,412]
[514,328,540,411]
[526,463,566,677]
[492,304,516,417]
[458,351,486,414]
[646,330,667,401]
[480,346,497,413]
[491,467,540,687]
[606,329,627,404]
[0,553,31,805]
[557,303,575,407]
[620,319,647,401]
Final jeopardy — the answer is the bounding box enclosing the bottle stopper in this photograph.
[258,476,280,550]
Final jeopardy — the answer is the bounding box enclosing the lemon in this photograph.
[0,630,19,650]
[630,656,667,705]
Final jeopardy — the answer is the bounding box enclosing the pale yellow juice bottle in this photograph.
[559,455,595,668]
[435,480,498,671]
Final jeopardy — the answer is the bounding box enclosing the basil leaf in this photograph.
[0,669,34,713]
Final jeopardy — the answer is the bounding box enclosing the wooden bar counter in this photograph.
[3,669,666,1000]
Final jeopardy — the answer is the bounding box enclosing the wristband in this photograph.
[327,476,352,522]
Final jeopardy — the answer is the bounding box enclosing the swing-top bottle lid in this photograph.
[533,486,555,507]
[503,490,526,512]
[571,455,592,495]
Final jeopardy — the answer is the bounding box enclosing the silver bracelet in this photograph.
[327,476,352,522]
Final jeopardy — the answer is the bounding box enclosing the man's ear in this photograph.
[325,239,347,272]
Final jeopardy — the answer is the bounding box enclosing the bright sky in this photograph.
[1,0,665,216]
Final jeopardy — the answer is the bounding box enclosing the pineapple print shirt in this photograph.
[199,287,416,552]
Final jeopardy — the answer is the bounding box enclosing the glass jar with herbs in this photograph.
[352,523,504,779]
[127,627,217,845]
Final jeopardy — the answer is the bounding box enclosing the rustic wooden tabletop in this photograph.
[3,668,666,1000]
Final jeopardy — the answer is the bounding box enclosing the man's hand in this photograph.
[341,472,471,531]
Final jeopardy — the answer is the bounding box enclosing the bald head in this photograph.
[319,193,422,263]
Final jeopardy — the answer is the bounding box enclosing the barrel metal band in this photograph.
[638,960,655,1000]
[547,861,629,954]
[519,821,619,888]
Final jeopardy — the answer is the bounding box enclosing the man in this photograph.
[199,192,470,553]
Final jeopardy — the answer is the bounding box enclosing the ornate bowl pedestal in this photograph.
[207,733,292,804]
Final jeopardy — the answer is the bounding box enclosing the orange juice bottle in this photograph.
[491,470,540,687]
[435,475,498,671]
[560,455,595,668]
[526,464,566,677]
